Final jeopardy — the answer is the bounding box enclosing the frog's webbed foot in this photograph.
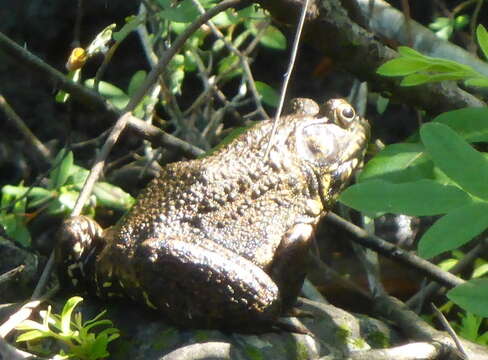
[132,237,282,330]
[56,215,103,288]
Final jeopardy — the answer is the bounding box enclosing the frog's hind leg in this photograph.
[132,237,282,330]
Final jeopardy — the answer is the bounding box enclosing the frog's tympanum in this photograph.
[56,98,370,331]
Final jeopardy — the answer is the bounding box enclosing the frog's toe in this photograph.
[132,238,282,330]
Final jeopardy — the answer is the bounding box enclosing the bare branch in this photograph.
[326,213,464,289]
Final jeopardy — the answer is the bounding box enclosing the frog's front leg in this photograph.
[269,222,316,311]
[130,237,282,330]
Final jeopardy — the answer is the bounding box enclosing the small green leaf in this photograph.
[465,77,488,87]
[476,24,488,61]
[85,79,129,109]
[127,70,147,96]
[56,69,81,103]
[397,46,425,58]
[340,179,472,216]
[93,182,135,211]
[217,54,241,79]
[50,150,74,189]
[447,278,488,317]
[255,81,279,107]
[400,73,431,86]
[421,123,488,200]
[418,202,488,258]
[113,15,144,42]
[359,143,433,183]
[433,107,488,143]
[61,296,84,335]
[16,330,51,342]
[159,0,199,23]
[377,58,430,76]
[472,263,488,278]
[257,24,287,50]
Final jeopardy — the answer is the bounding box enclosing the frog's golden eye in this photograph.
[336,104,356,126]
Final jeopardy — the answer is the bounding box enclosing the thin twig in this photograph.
[124,0,246,113]
[263,0,310,159]
[0,95,52,165]
[431,303,468,359]
[0,265,25,285]
[0,31,202,158]
[72,0,83,48]
[189,0,268,119]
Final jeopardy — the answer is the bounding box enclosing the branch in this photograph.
[407,238,488,310]
[373,295,488,360]
[326,213,464,289]
[124,0,248,113]
[258,0,486,115]
[0,31,202,158]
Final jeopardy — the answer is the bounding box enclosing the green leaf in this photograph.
[113,15,144,42]
[85,79,130,109]
[257,24,286,50]
[16,330,51,342]
[93,182,135,211]
[397,46,425,59]
[433,107,488,143]
[61,296,84,335]
[472,263,488,278]
[359,143,433,183]
[168,54,185,95]
[418,202,488,258]
[340,179,472,216]
[127,70,147,96]
[0,214,31,246]
[56,69,81,103]
[255,81,279,107]
[476,24,488,61]
[400,73,431,86]
[377,58,430,76]
[465,77,488,87]
[159,0,199,23]
[50,149,74,189]
[447,278,488,317]
[217,54,241,79]
[421,123,488,200]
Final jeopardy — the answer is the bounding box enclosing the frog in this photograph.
[56,98,370,331]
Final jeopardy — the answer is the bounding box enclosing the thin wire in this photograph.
[263,0,310,159]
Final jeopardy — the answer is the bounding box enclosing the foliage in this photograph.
[376,25,488,87]
[0,149,134,246]
[342,22,488,339]
[16,296,120,360]
[340,107,488,320]
[428,15,469,40]
[59,2,284,121]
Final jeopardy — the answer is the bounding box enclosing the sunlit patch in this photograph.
[103,282,112,288]
[73,241,83,255]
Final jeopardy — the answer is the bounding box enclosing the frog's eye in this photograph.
[336,103,356,127]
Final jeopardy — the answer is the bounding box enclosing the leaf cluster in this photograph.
[377,25,488,87]
[0,149,134,246]
[16,297,120,360]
